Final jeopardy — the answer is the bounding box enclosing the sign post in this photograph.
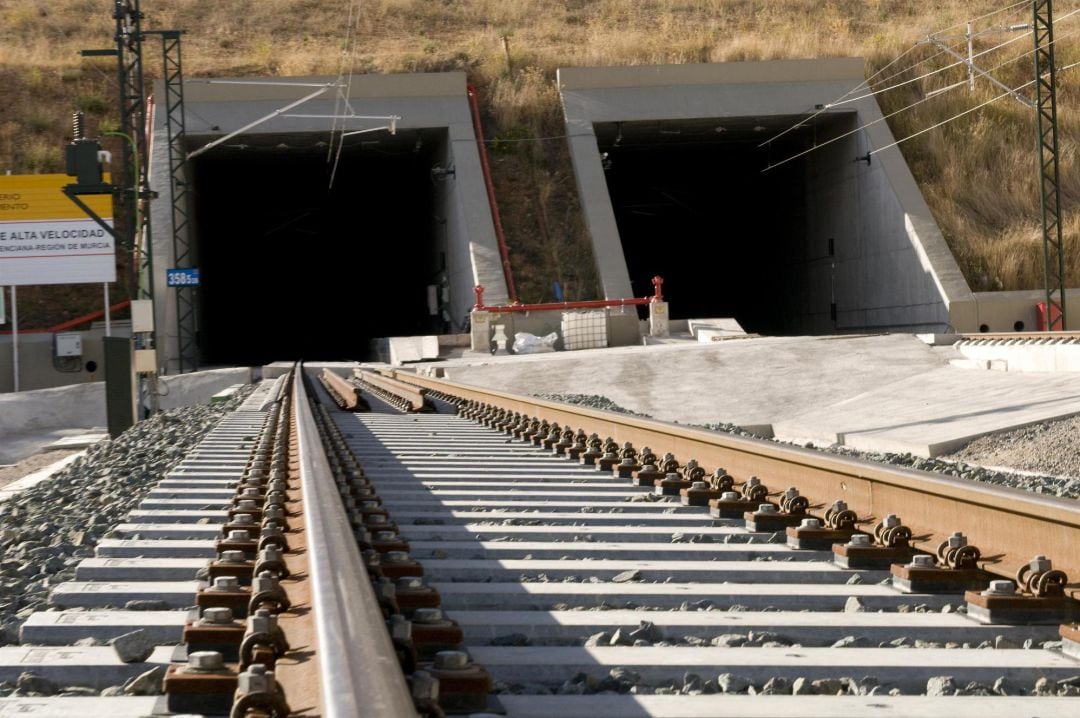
[11,285,17,392]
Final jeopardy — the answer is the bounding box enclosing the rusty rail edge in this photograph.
[397,371,1080,597]
[294,365,419,716]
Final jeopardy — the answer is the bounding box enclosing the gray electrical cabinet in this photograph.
[104,337,136,438]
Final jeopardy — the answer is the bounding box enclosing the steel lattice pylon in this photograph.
[1033,0,1067,330]
[159,31,198,372]
[114,0,155,303]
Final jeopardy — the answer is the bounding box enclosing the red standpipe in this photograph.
[473,276,664,313]
[0,300,132,335]
[466,83,518,303]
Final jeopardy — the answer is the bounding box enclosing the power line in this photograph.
[832,7,1079,109]
[762,18,1080,172]
[757,42,922,148]
[827,25,1042,108]
[868,59,1080,158]
[760,3,1046,148]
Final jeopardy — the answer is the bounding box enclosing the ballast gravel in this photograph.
[536,393,1080,499]
[0,388,252,652]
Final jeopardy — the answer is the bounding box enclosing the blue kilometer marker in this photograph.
[166,267,200,287]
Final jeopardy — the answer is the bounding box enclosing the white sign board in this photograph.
[0,174,115,286]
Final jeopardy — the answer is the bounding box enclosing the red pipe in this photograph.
[467,83,518,302]
[0,300,132,335]
[473,277,664,313]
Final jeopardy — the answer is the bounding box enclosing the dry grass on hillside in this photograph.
[1,0,1078,319]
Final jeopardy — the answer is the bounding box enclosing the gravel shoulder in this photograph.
[942,415,1080,479]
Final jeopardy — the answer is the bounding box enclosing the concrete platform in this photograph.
[430,334,1080,457]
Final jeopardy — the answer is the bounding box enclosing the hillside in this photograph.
[1,0,1078,324]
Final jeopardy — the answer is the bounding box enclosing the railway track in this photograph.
[1,363,1078,716]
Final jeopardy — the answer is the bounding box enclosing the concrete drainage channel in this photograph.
[0,373,301,716]
[321,372,1080,717]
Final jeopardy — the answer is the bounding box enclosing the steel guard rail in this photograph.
[294,366,419,717]
[396,371,1080,599]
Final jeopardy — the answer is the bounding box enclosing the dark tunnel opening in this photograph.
[597,115,850,334]
[189,130,444,365]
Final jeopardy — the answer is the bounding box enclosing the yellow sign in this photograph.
[0,173,112,221]
[0,173,116,286]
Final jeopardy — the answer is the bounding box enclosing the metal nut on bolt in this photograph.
[388,614,412,641]
[201,607,235,625]
[433,650,470,670]
[984,580,1017,596]
[1029,554,1052,573]
[237,664,274,694]
[758,504,777,514]
[847,534,872,547]
[233,514,256,526]
[908,554,937,569]
[413,608,444,624]
[720,492,740,501]
[219,550,247,564]
[209,576,240,592]
[691,481,708,490]
[228,530,251,542]
[385,551,410,564]
[799,518,821,529]
[185,650,226,672]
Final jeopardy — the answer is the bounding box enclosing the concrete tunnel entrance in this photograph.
[560,61,969,335]
[150,72,510,373]
[188,130,443,366]
[595,116,849,334]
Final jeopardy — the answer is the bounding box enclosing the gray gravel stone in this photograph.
[110,629,155,663]
[123,666,167,696]
[926,676,956,696]
[810,678,845,695]
[15,672,57,696]
[717,673,751,694]
[611,569,642,583]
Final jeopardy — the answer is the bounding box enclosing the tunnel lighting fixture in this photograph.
[614,123,623,147]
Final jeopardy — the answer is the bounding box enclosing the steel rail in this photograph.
[293,366,419,717]
[397,372,1080,597]
[355,369,427,411]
